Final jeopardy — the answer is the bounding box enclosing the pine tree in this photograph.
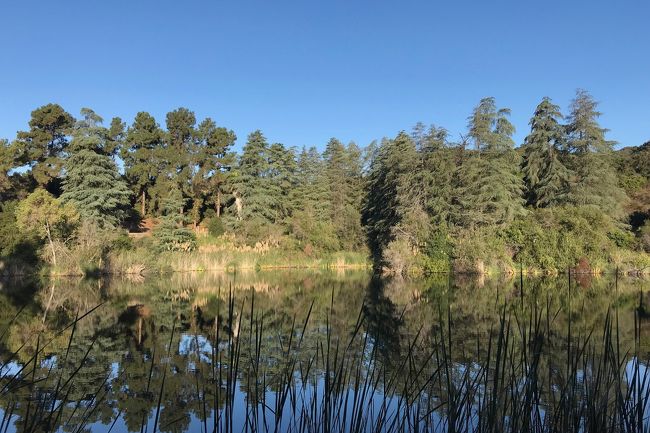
[0,140,14,198]
[122,112,164,217]
[289,147,338,250]
[162,108,196,197]
[362,132,419,263]
[61,109,131,229]
[412,124,455,226]
[455,97,525,228]
[194,118,236,218]
[322,138,365,248]
[292,146,328,215]
[230,130,290,240]
[565,89,627,219]
[521,97,570,207]
[154,188,197,252]
[12,103,75,191]
[267,142,298,220]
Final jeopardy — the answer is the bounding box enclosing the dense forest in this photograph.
[0,89,648,276]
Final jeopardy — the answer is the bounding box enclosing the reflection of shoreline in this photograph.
[1,272,650,432]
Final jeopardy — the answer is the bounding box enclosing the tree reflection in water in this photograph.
[0,271,649,432]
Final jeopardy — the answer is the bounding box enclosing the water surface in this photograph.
[1,270,649,432]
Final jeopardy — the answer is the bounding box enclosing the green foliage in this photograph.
[564,90,627,220]
[0,139,15,198]
[452,228,511,274]
[420,229,453,273]
[62,149,131,228]
[122,111,163,216]
[154,189,197,252]
[2,96,647,276]
[16,189,79,242]
[12,103,75,189]
[412,124,456,226]
[111,233,135,251]
[455,97,525,228]
[193,118,236,218]
[206,216,225,237]
[521,97,570,207]
[362,132,419,264]
[504,206,622,271]
[290,209,340,253]
[15,189,79,266]
[641,221,650,253]
[0,201,40,265]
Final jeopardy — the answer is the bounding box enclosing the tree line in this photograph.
[0,89,648,274]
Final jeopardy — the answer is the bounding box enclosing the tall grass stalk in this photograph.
[1,275,649,432]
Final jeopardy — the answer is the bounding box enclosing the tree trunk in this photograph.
[216,190,221,218]
[141,190,146,216]
[42,283,55,323]
[45,220,56,267]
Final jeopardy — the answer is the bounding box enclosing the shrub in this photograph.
[111,232,134,251]
[504,206,624,272]
[641,221,650,253]
[453,228,511,274]
[420,229,452,273]
[206,217,225,237]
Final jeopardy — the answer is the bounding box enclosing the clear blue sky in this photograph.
[1,0,648,151]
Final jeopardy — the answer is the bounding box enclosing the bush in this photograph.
[641,221,650,253]
[206,217,225,237]
[111,232,134,251]
[453,228,512,274]
[420,229,452,273]
[0,201,41,266]
[504,206,624,272]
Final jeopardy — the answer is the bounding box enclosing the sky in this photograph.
[0,0,648,152]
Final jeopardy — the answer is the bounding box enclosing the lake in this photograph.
[1,270,650,432]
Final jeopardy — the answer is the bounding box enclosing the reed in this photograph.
[1,274,649,432]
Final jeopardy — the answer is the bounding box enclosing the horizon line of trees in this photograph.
[1,88,649,273]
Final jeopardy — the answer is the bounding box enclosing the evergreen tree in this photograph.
[12,103,75,190]
[106,117,126,157]
[267,142,298,220]
[322,138,365,249]
[0,139,14,198]
[632,141,650,178]
[231,130,290,239]
[61,109,131,229]
[122,112,163,216]
[293,146,328,214]
[362,132,419,263]
[455,97,525,228]
[565,89,627,219]
[412,124,455,226]
[161,108,196,198]
[289,147,337,250]
[154,188,197,252]
[194,118,236,218]
[521,97,570,207]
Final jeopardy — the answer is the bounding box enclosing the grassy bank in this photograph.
[104,248,370,276]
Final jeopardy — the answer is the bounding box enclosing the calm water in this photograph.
[1,270,650,432]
